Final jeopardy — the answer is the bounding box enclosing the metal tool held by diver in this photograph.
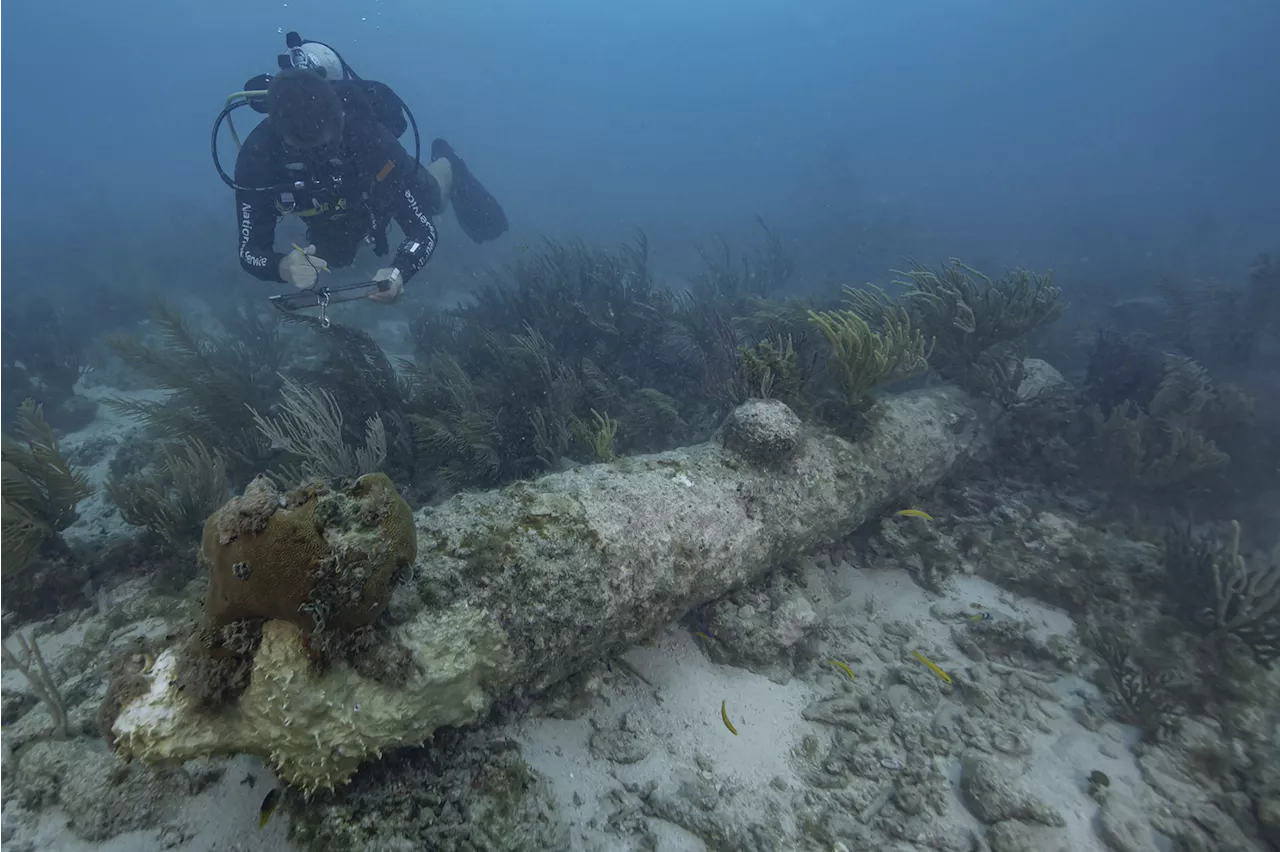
[269,280,389,328]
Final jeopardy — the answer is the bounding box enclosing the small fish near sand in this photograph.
[828,659,856,682]
[896,508,934,521]
[911,649,953,685]
[720,699,739,736]
[258,787,282,829]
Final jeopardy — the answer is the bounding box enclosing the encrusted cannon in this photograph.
[109,388,991,790]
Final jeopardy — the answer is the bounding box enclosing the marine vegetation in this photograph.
[405,329,590,488]
[106,300,284,479]
[584,408,619,462]
[1159,253,1280,368]
[846,259,1063,377]
[1164,520,1280,667]
[1086,624,1181,743]
[1086,400,1229,491]
[949,345,1015,405]
[808,292,932,415]
[729,333,815,411]
[403,228,822,490]
[282,315,414,478]
[105,439,229,551]
[1,629,70,738]
[689,215,796,304]
[399,236,1059,488]
[249,376,388,484]
[1,399,92,577]
[443,232,677,390]
[1082,329,1166,416]
[1083,348,1253,491]
[662,218,807,409]
[1,295,97,432]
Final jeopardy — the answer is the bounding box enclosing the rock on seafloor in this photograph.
[112,388,993,790]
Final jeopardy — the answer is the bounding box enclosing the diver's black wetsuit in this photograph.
[234,81,439,284]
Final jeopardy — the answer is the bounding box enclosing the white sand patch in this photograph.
[59,385,170,546]
[516,556,1145,851]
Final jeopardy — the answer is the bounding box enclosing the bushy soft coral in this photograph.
[2,399,92,577]
[848,260,1062,375]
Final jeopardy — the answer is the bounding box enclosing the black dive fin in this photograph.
[432,138,509,244]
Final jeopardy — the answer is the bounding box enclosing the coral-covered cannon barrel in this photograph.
[108,389,991,791]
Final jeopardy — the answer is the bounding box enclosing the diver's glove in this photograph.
[279,244,329,289]
[367,267,404,304]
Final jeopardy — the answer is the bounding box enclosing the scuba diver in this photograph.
[219,32,508,304]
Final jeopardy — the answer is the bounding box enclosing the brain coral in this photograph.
[201,472,416,657]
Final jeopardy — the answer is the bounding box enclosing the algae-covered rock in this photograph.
[701,569,819,682]
[15,737,190,841]
[1015,358,1069,402]
[988,819,1072,852]
[289,732,568,852]
[1096,791,1159,852]
[111,390,991,790]
[960,752,1065,827]
[589,714,651,765]
[643,770,792,852]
